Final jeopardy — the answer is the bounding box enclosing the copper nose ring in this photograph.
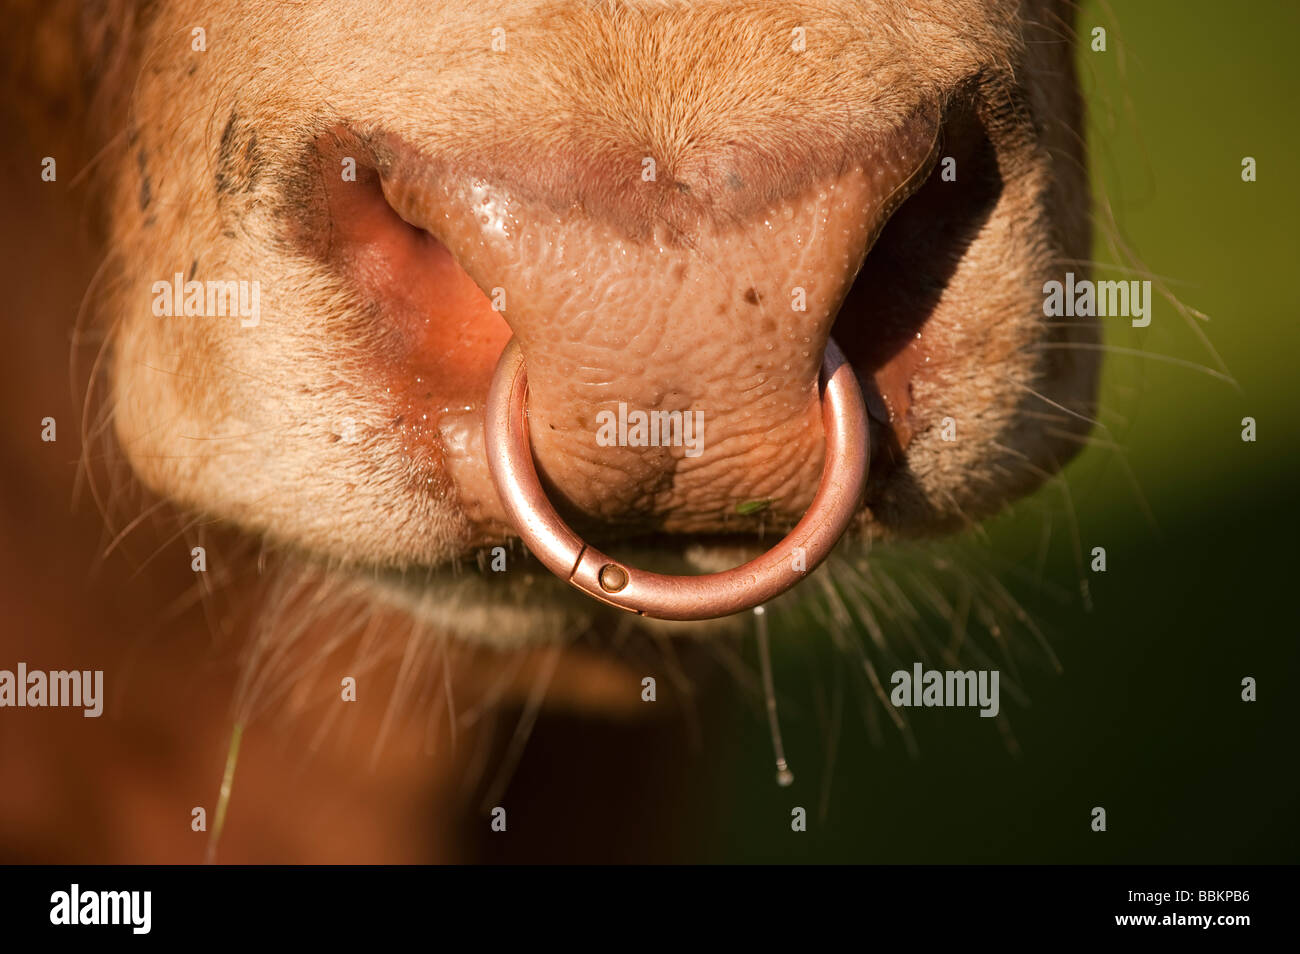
[483,338,870,621]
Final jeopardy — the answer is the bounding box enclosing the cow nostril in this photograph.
[833,94,1004,468]
[286,128,512,444]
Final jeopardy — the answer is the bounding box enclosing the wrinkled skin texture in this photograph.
[1,0,1097,861]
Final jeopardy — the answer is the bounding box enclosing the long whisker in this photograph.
[1031,341,1239,387]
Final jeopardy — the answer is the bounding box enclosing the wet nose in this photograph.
[379,112,938,532]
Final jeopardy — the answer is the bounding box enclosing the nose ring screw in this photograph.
[483,337,870,621]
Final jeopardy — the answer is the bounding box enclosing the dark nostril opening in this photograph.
[831,92,1004,477]
[835,94,1003,376]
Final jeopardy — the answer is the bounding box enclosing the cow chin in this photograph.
[367,540,764,647]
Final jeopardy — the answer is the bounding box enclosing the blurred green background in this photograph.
[703,0,1300,862]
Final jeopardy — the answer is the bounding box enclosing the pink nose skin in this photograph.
[378,109,938,537]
